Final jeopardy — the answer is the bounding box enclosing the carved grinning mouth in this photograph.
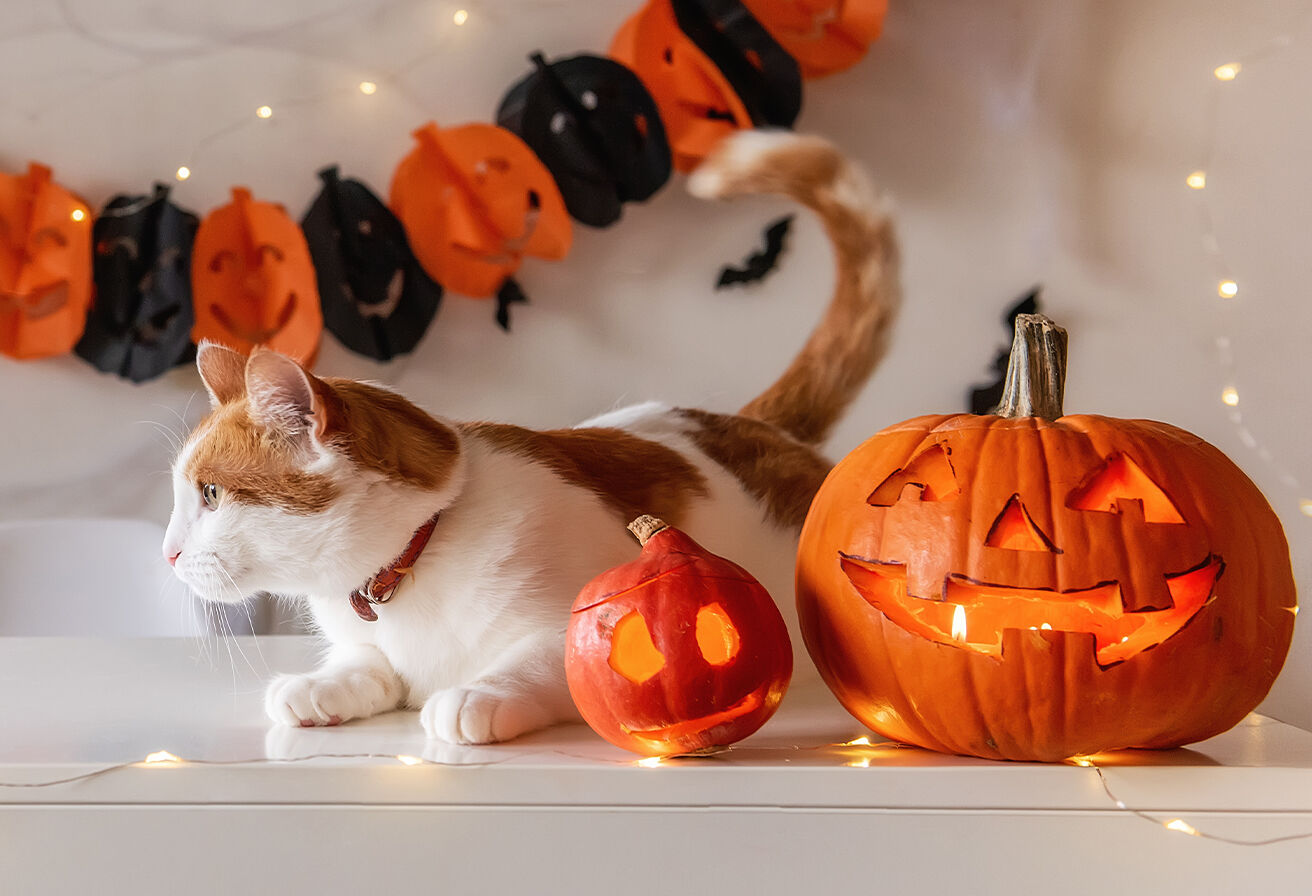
[839,553,1224,668]
[623,686,765,746]
[209,292,297,344]
[0,281,70,320]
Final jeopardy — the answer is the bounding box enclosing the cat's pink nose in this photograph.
[166,550,180,567]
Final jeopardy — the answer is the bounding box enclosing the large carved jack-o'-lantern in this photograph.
[0,162,94,360]
[796,314,1297,762]
[567,516,792,756]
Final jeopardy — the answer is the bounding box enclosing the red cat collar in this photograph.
[348,512,440,622]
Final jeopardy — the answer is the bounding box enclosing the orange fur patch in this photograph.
[319,379,460,492]
[678,408,831,529]
[461,423,708,525]
[185,404,338,514]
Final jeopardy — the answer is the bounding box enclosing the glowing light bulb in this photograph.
[453,8,469,25]
[1218,280,1238,298]
[395,754,423,766]
[843,736,873,747]
[636,756,663,768]
[1213,62,1241,81]
[70,208,86,222]
[1165,818,1200,836]
[1186,171,1207,189]
[256,105,273,119]
[1221,387,1240,407]
[1300,500,1312,518]
[144,751,180,764]
[175,166,191,181]
[359,81,378,95]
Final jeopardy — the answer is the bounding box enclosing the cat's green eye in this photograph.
[201,483,224,510]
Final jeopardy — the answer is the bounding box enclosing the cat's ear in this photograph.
[244,348,329,439]
[196,341,248,407]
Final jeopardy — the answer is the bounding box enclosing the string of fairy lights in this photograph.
[1189,22,1312,523]
[3,734,1312,847]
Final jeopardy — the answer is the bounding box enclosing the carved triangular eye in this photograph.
[867,443,959,506]
[1067,454,1185,524]
[608,611,665,684]
[985,494,1062,552]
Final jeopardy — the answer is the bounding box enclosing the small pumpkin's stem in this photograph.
[996,313,1068,420]
[627,515,670,546]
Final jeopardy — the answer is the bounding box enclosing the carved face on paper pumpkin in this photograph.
[838,435,1226,669]
[610,0,800,172]
[301,166,442,361]
[388,122,572,299]
[497,52,671,228]
[75,184,199,382]
[0,163,94,360]
[191,187,322,365]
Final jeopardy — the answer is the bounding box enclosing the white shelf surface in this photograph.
[3,636,1311,892]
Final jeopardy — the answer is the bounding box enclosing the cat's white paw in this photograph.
[420,684,554,744]
[265,667,401,728]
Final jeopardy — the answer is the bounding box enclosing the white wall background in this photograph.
[1,0,1308,727]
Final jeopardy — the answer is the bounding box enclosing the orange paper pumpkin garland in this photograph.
[743,0,888,79]
[0,163,94,360]
[190,187,322,365]
[795,315,1298,762]
[389,122,573,303]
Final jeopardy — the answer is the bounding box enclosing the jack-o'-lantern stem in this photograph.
[627,515,670,547]
[996,313,1068,420]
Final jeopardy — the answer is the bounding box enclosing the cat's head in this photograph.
[163,342,463,604]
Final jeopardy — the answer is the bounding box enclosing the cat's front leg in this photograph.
[420,630,579,744]
[265,643,404,727]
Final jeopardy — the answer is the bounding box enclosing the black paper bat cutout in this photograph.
[672,0,802,130]
[301,166,442,361]
[498,52,672,228]
[74,183,199,383]
[968,286,1043,414]
[716,215,793,288]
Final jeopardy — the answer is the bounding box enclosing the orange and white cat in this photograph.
[163,130,900,744]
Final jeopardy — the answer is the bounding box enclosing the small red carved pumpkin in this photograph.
[0,162,94,360]
[388,122,572,298]
[191,187,322,365]
[567,515,792,756]
[796,315,1297,761]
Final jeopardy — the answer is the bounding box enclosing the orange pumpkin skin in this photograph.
[742,0,887,79]
[0,163,94,360]
[567,519,792,756]
[797,411,1297,761]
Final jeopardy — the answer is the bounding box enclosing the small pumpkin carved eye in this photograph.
[256,244,285,263]
[695,603,741,665]
[209,250,238,273]
[32,227,69,248]
[867,443,959,506]
[1067,454,1185,524]
[608,611,665,683]
[201,483,224,509]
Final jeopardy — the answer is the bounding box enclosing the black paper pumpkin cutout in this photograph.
[671,0,802,131]
[75,184,199,382]
[302,166,443,361]
[498,52,672,228]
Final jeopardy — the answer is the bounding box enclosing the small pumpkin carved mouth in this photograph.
[839,553,1224,668]
[0,281,70,320]
[623,685,765,745]
[209,292,297,344]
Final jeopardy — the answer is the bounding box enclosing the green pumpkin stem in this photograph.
[627,515,670,547]
[996,313,1068,421]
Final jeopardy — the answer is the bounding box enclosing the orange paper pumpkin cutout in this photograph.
[611,0,754,172]
[0,163,94,360]
[191,187,322,365]
[742,0,887,78]
[389,122,572,298]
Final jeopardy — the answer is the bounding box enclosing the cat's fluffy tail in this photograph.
[687,130,900,445]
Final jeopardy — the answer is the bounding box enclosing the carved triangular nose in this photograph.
[985,494,1062,552]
